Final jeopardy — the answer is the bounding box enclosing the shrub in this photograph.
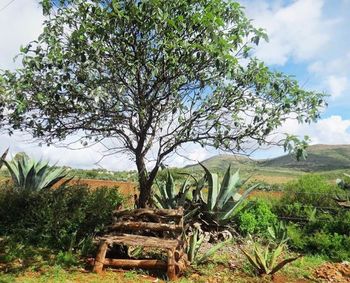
[286,223,350,261]
[0,184,123,251]
[278,174,340,210]
[306,232,350,261]
[236,199,277,236]
[286,224,307,250]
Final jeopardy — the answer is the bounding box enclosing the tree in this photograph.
[0,0,325,207]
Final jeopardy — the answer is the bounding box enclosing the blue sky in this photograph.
[0,0,350,170]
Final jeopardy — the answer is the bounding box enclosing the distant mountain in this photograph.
[261,144,350,171]
[184,144,350,173]
[184,154,256,173]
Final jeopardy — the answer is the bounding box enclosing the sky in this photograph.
[0,0,350,170]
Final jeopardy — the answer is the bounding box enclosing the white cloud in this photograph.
[280,115,350,145]
[242,0,336,65]
[0,0,44,70]
[326,75,348,98]
[0,132,136,170]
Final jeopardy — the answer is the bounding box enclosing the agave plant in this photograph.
[267,221,289,244]
[195,164,258,226]
[336,173,350,190]
[185,224,233,264]
[153,170,191,209]
[240,241,301,276]
[2,154,69,191]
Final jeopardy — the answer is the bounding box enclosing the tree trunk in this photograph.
[136,156,150,208]
[136,154,160,208]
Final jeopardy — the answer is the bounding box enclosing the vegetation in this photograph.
[1,153,68,192]
[0,152,349,281]
[274,175,350,261]
[153,165,258,229]
[0,183,122,251]
[241,240,301,276]
[236,199,278,236]
[153,170,192,210]
[193,164,258,228]
[185,225,233,264]
[0,0,347,281]
[0,0,325,207]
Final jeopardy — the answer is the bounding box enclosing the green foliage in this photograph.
[276,174,341,218]
[287,228,350,261]
[240,241,301,275]
[271,174,350,260]
[283,135,310,161]
[185,225,233,265]
[56,251,78,268]
[152,165,258,228]
[267,221,289,244]
[195,164,258,227]
[286,224,307,251]
[68,168,138,182]
[2,154,68,192]
[153,170,191,209]
[0,184,123,251]
[0,0,326,207]
[236,199,277,236]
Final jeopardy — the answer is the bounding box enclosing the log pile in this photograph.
[93,207,188,281]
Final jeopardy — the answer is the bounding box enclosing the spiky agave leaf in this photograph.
[253,244,269,274]
[197,237,234,264]
[0,148,9,169]
[268,243,284,272]
[199,163,219,210]
[269,255,302,275]
[215,167,241,210]
[240,247,263,274]
[165,170,175,202]
[221,183,259,221]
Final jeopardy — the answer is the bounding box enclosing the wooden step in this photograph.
[98,234,181,249]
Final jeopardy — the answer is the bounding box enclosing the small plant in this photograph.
[153,170,192,209]
[336,173,350,190]
[56,251,78,267]
[240,241,301,276]
[2,154,69,191]
[268,221,289,244]
[185,224,233,264]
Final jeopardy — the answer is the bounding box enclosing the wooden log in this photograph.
[104,258,167,269]
[167,248,177,280]
[108,221,183,233]
[337,201,350,208]
[98,234,181,249]
[113,208,184,218]
[93,240,109,273]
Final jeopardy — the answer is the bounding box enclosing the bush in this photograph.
[236,199,277,236]
[0,184,123,251]
[267,174,350,261]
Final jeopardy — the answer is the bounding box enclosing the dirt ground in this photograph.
[315,262,350,282]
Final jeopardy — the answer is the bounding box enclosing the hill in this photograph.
[184,154,256,173]
[184,144,350,173]
[261,144,350,171]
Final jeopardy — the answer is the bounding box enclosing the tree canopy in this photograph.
[0,0,325,207]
